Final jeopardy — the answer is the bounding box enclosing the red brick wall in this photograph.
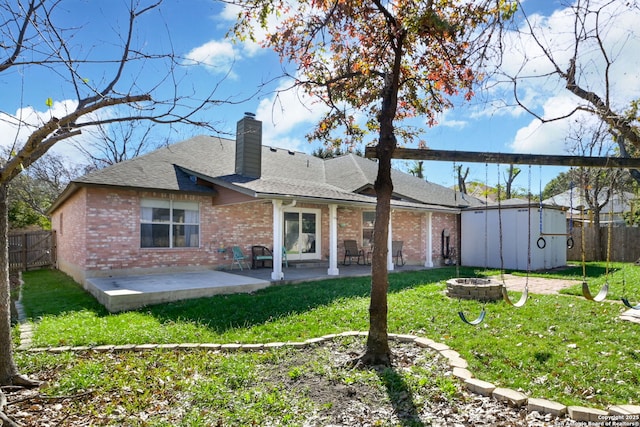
[211,200,273,262]
[431,212,459,266]
[349,210,459,266]
[391,210,425,262]
[51,188,87,282]
[51,185,460,280]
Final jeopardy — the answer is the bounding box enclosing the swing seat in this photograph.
[621,298,640,310]
[458,308,486,325]
[582,281,609,302]
[502,286,529,308]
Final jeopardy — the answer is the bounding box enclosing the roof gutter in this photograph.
[255,193,461,214]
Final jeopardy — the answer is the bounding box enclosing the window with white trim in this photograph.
[140,199,200,248]
[362,211,375,248]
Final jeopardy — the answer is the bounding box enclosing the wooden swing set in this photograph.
[364,147,640,324]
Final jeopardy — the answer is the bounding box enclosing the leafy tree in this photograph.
[542,171,573,201]
[407,161,426,179]
[312,146,363,159]
[6,152,81,230]
[231,0,512,365]
[623,193,640,226]
[0,0,232,418]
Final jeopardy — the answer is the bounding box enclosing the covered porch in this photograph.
[266,200,442,281]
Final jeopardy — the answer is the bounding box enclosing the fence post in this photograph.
[21,233,28,271]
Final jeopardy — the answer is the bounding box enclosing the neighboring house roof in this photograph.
[464,198,563,211]
[50,135,482,213]
[543,188,635,214]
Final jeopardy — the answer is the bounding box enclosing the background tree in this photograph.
[6,152,82,230]
[407,161,425,179]
[565,121,626,260]
[457,165,470,194]
[232,0,512,365]
[0,1,231,419]
[312,146,363,159]
[542,171,573,201]
[506,0,640,183]
[503,164,520,199]
[72,119,164,172]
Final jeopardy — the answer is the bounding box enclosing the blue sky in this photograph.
[2,0,639,193]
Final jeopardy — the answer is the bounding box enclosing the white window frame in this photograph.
[140,199,200,248]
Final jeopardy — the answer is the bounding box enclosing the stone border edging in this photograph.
[16,329,640,423]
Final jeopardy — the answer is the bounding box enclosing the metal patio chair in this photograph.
[343,239,365,265]
[392,240,405,267]
[231,246,250,270]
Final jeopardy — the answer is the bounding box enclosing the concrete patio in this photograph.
[85,262,428,312]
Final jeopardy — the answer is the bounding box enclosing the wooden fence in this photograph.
[567,226,640,263]
[9,230,56,272]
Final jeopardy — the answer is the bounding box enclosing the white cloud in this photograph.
[503,0,640,154]
[510,95,603,155]
[0,100,78,149]
[184,2,281,77]
[218,3,267,57]
[184,40,239,76]
[256,79,327,151]
[0,99,107,166]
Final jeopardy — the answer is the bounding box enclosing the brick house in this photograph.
[49,113,481,286]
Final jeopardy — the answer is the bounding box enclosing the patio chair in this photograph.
[231,246,250,270]
[252,245,273,269]
[392,240,405,267]
[251,245,289,269]
[343,239,364,265]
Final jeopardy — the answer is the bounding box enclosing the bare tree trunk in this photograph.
[0,184,18,385]
[360,72,399,366]
[504,165,520,200]
[362,140,393,366]
[457,165,469,194]
[593,214,604,261]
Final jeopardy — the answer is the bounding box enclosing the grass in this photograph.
[15,265,640,411]
[14,337,463,426]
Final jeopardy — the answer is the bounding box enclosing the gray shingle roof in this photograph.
[59,135,480,212]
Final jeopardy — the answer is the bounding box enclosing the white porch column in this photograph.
[327,204,339,275]
[387,211,394,271]
[425,212,434,267]
[271,200,284,280]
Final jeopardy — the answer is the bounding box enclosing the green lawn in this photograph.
[16,264,640,409]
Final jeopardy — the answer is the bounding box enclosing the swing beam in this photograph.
[364,147,640,168]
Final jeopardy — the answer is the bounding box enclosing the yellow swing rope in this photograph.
[501,164,529,307]
[456,161,486,325]
[581,168,609,302]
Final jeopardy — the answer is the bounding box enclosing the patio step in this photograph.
[289,260,329,269]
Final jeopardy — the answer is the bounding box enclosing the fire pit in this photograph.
[446,278,503,302]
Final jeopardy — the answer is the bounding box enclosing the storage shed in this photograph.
[461,199,567,271]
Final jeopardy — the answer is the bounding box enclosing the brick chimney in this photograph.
[235,112,262,178]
